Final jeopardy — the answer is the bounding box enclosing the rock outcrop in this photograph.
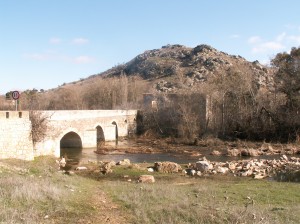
[93,44,273,93]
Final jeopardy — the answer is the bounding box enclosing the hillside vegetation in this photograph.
[1,44,300,142]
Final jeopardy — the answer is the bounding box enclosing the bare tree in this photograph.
[29,111,50,145]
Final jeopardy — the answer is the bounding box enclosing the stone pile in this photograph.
[225,146,300,157]
[185,155,300,179]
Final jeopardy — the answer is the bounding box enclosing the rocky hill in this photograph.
[3,44,275,111]
[88,44,274,93]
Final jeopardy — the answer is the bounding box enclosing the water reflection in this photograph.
[61,146,201,164]
[60,147,82,165]
[84,148,200,164]
[61,146,291,165]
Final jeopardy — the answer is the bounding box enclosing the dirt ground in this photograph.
[74,188,128,224]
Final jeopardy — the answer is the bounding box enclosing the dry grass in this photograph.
[0,158,73,223]
[99,167,300,224]
[1,156,300,223]
[0,156,127,224]
[0,176,65,223]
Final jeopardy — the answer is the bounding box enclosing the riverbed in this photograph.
[61,138,290,165]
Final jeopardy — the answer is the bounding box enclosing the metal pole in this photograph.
[15,100,17,111]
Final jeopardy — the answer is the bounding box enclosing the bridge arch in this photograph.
[57,128,83,157]
[60,131,83,149]
[96,125,105,149]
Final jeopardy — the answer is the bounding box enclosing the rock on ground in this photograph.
[117,159,131,166]
[154,161,182,173]
[195,160,213,172]
[99,161,115,175]
[138,175,155,183]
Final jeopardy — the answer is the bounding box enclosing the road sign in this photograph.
[11,91,20,100]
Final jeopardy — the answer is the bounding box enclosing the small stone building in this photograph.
[143,93,208,136]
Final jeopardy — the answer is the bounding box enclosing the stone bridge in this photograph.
[0,110,138,160]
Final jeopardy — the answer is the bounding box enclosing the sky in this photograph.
[1,0,300,94]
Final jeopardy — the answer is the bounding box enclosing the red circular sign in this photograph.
[12,91,20,100]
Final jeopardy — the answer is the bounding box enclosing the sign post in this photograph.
[11,91,20,111]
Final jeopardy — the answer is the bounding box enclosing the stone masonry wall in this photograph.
[0,110,137,159]
[34,110,138,157]
[0,111,34,160]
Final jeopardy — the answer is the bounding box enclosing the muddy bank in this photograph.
[95,137,300,158]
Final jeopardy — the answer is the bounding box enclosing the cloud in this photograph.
[284,24,300,31]
[49,38,62,44]
[72,38,89,45]
[288,35,300,44]
[24,52,95,64]
[24,53,52,60]
[248,36,261,44]
[73,55,95,64]
[276,32,287,42]
[249,31,300,55]
[285,24,297,30]
[247,27,300,62]
[248,33,287,55]
[252,41,285,54]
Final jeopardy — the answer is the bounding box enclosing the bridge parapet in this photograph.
[0,111,29,119]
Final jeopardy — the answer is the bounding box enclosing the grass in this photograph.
[0,156,124,224]
[97,165,300,224]
[1,157,300,223]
